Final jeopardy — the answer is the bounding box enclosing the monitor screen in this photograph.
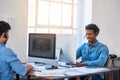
[28,33,56,59]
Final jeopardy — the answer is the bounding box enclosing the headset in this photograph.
[84,30,99,39]
[95,31,99,36]
[0,22,8,38]
[4,33,8,38]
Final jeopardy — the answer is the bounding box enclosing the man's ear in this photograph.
[0,33,8,44]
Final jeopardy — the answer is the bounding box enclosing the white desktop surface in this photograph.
[32,67,110,77]
[27,62,110,77]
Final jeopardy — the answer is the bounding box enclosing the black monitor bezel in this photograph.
[28,33,56,59]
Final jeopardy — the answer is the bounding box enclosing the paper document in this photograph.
[64,67,110,76]
[41,69,67,74]
[34,69,67,76]
[34,72,65,76]
[33,67,110,77]
[75,67,110,73]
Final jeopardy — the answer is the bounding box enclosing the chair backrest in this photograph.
[104,57,110,67]
[104,57,110,80]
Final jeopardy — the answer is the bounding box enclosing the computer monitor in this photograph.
[28,33,56,62]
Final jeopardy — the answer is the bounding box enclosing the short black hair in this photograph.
[0,21,11,36]
[85,23,100,36]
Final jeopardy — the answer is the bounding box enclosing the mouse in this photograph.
[51,65,58,69]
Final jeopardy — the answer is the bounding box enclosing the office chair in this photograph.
[16,74,19,80]
[109,54,117,67]
[104,57,110,80]
[104,57,110,67]
[104,54,117,80]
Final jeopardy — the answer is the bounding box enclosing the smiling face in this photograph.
[85,29,97,45]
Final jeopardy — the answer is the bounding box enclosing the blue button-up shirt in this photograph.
[76,40,109,67]
[76,41,109,80]
[0,43,27,80]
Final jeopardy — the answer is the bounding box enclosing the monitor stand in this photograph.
[34,61,45,66]
[45,65,58,69]
[33,62,58,70]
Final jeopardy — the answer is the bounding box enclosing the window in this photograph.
[28,0,82,35]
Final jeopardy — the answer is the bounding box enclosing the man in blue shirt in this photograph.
[0,21,33,80]
[76,24,109,67]
[69,24,109,80]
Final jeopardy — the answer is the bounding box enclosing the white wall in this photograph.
[0,0,77,63]
[92,0,120,56]
[1,0,120,65]
[92,0,120,66]
[0,0,28,62]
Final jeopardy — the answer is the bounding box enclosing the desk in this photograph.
[26,67,111,80]
[105,66,120,80]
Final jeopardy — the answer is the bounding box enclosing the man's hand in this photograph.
[66,63,76,67]
[76,62,88,67]
[26,65,34,73]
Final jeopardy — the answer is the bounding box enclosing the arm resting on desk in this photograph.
[76,62,88,67]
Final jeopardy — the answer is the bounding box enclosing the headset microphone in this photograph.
[83,36,86,39]
[4,33,8,38]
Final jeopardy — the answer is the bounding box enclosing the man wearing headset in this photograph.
[76,23,109,80]
[0,21,33,80]
[69,24,109,80]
